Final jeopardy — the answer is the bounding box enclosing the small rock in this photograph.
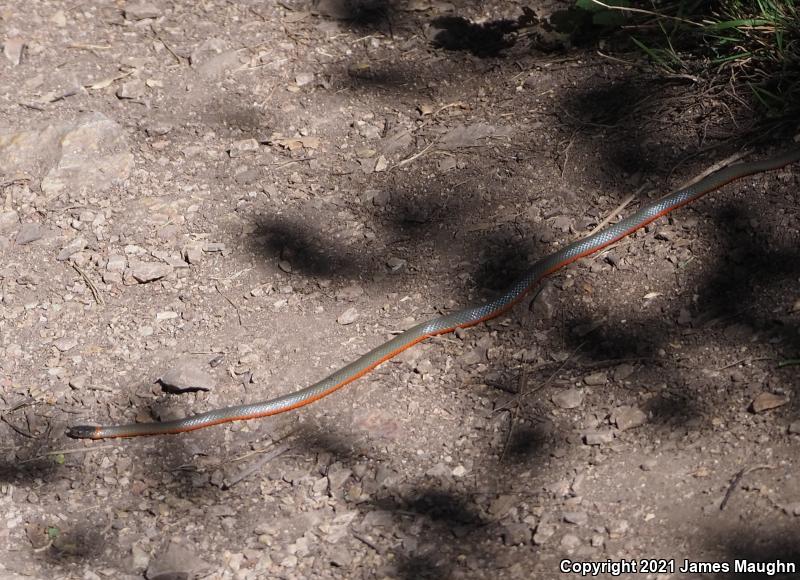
[125,2,161,20]
[560,533,581,550]
[3,37,25,65]
[612,406,648,431]
[203,242,226,253]
[330,548,352,567]
[374,155,389,172]
[182,245,203,264]
[792,298,800,313]
[158,358,215,393]
[590,534,604,547]
[129,260,173,283]
[789,421,800,435]
[146,538,198,580]
[563,511,588,526]
[229,138,259,157]
[131,543,150,570]
[583,430,614,445]
[640,459,657,471]
[750,392,789,413]
[15,223,44,245]
[57,236,87,261]
[278,260,293,273]
[613,363,635,381]
[677,308,692,326]
[782,502,800,516]
[532,523,556,545]
[488,494,516,518]
[0,210,19,233]
[583,371,607,386]
[106,254,127,272]
[607,519,629,538]
[295,72,314,86]
[335,285,364,301]
[337,307,358,325]
[502,523,531,546]
[327,464,352,495]
[386,256,406,271]
[451,465,467,478]
[552,388,583,409]
[116,80,146,100]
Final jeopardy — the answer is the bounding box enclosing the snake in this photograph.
[67,148,800,439]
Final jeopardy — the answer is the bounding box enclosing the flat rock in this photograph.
[0,112,132,201]
[15,223,44,245]
[750,391,789,413]
[563,511,588,526]
[158,358,216,393]
[583,430,614,445]
[552,388,584,409]
[612,406,648,431]
[124,2,161,20]
[3,37,25,65]
[337,307,358,325]
[789,421,800,435]
[146,538,198,580]
[129,260,173,283]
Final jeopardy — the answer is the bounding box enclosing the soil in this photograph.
[1,1,799,579]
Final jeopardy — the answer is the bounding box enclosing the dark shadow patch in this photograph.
[430,16,519,57]
[713,527,800,579]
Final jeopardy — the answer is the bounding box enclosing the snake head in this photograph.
[66,425,100,439]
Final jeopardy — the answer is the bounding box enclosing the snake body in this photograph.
[67,149,800,439]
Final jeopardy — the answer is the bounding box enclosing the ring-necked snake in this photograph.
[67,148,800,439]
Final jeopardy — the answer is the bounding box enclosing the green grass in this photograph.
[576,0,800,116]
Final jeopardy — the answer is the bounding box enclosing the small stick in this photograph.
[222,443,291,489]
[777,358,800,368]
[72,263,104,305]
[720,464,775,510]
[397,142,434,168]
[586,187,642,237]
[20,444,118,464]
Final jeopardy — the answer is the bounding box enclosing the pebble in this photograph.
[182,245,203,264]
[607,519,629,538]
[295,72,314,86]
[116,80,146,100]
[229,138,260,157]
[129,260,173,283]
[386,256,406,271]
[640,458,657,471]
[374,155,389,172]
[590,534,604,547]
[278,260,293,273]
[15,223,44,245]
[789,421,800,435]
[583,430,614,445]
[612,406,648,431]
[560,534,581,550]
[57,236,87,261]
[335,285,364,301]
[106,254,126,272]
[337,307,358,325]
[0,210,18,233]
[750,392,789,413]
[532,523,556,545]
[502,523,531,546]
[583,371,607,386]
[563,511,588,526]
[552,388,583,409]
[452,465,467,477]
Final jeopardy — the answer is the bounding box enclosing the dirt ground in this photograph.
[1,1,799,579]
